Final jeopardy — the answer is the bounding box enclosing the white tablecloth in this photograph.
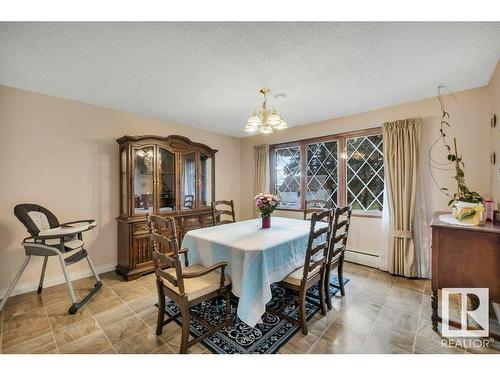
[181,217,326,327]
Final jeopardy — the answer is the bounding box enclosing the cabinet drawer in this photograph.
[182,216,201,228]
[201,214,214,227]
[133,222,150,235]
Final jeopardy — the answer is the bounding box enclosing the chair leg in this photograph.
[179,302,190,354]
[57,254,78,306]
[37,256,48,294]
[338,254,345,296]
[155,282,165,336]
[298,287,308,335]
[85,255,102,283]
[225,289,232,329]
[324,267,332,310]
[318,275,327,316]
[0,256,31,312]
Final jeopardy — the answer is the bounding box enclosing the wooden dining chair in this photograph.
[303,199,333,220]
[183,195,194,209]
[147,214,189,267]
[150,216,232,354]
[324,205,352,310]
[211,200,236,226]
[268,209,334,335]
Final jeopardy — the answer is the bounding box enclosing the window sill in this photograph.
[275,207,382,218]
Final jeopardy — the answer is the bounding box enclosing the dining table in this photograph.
[181,216,327,327]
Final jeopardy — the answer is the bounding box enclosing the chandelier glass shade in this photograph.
[244,88,288,134]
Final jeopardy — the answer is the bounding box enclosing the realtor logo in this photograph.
[442,288,489,337]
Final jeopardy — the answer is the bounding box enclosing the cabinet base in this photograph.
[116,264,155,281]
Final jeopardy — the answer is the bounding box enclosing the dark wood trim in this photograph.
[269,127,383,211]
[116,134,218,155]
[299,142,306,210]
[338,139,346,207]
[268,127,382,150]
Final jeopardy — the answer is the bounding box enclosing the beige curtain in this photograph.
[383,118,422,277]
[254,144,269,217]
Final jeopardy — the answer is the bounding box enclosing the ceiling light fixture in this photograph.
[244,88,288,134]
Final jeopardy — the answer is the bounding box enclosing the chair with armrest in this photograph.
[267,209,334,335]
[324,205,352,309]
[303,199,333,220]
[151,215,232,354]
[147,213,189,267]
[0,203,102,314]
[211,199,236,226]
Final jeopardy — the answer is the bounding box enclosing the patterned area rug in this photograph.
[159,275,349,354]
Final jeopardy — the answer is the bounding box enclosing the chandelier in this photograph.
[244,88,288,134]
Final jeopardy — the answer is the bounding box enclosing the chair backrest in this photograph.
[211,200,235,225]
[147,213,176,253]
[14,203,60,236]
[183,195,194,209]
[326,205,352,266]
[301,209,334,282]
[303,199,333,220]
[149,216,186,294]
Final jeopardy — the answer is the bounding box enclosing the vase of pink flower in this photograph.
[254,193,280,229]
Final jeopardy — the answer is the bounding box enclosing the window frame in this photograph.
[269,127,383,218]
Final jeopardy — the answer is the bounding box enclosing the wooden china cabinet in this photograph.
[116,135,217,280]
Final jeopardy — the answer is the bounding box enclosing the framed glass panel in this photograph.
[182,152,196,210]
[158,147,176,212]
[133,146,154,215]
[200,154,212,207]
[306,140,338,207]
[346,134,384,211]
[274,146,301,208]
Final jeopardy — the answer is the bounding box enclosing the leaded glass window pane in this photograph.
[274,146,301,208]
[346,134,384,211]
[306,141,338,207]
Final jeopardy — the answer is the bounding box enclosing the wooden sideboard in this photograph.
[430,212,500,332]
[116,135,217,281]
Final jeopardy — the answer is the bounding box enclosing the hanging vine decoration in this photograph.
[428,86,483,206]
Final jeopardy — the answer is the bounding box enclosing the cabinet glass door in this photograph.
[181,152,196,210]
[200,153,212,207]
[158,147,176,213]
[133,146,155,215]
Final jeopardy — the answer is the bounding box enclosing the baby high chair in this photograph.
[0,204,102,314]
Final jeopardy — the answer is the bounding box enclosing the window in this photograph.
[274,145,301,208]
[306,141,338,205]
[270,129,384,214]
[346,134,384,211]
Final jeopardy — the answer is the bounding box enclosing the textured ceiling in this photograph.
[1,22,499,137]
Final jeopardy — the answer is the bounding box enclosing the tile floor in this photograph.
[0,262,498,354]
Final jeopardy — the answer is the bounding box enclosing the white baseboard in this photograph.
[1,251,379,299]
[0,262,117,299]
[345,249,379,268]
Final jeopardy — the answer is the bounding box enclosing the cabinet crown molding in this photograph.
[116,134,218,155]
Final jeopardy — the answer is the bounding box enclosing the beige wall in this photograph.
[1,72,496,293]
[489,62,500,206]
[240,86,492,264]
[0,85,241,294]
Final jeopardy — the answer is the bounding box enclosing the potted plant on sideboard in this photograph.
[429,86,485,225]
